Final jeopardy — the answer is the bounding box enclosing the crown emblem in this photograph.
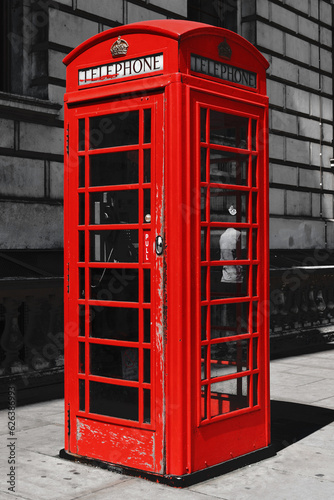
[111,36,129,58]
[218,39,232,60]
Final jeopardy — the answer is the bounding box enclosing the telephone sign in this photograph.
[61,20,271,486]
[190,54,257,88]
[78,53,163,86]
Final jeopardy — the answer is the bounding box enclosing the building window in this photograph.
[188,0,238,32]
[0,0,11,92]
[0,0,48,98]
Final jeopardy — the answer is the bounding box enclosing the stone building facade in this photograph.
[0,0,333,404]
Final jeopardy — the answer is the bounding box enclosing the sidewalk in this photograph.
[1,346,334,500]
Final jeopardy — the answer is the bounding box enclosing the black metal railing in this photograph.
[270,265,334,352]
[0,279,63,385]
[1,267,333,401]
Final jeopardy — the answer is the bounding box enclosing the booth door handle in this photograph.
[155,235,163,255]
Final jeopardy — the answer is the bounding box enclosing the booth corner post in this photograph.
[61,20,271,485]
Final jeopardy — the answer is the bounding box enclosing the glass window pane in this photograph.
[201,228,207,261]
[79,379,85,411]
[78,118,85,151]
[210,265,248,300]
[201,267,207,300]
[79,342,85,373]
[89,229,138,263]
[201,108,207,143]
[211,302,249,338]
[79,268,85,299]
[79,156,85,187]
[144,109,151,144]
[210,111,248,148]
[210,340,249,379]
[144,388,151,423]
[210,189,248,223]
[201,306,207,340]
[252,229,258,260]
[210,150,248,185]
[79,193,85,225]
[90,268,139,302]
[201,346,207,380]
[90,151,138,187]
[253,302,258,333]
[79,305,85,337]
[253,337,258,369]
[253,266,258,297]
[89,306,138,341]
[89,190,138,225]
[201,147,207,182]
[252,192,258,223]
[89,111,139,149]
[90,344,138,381]
[144,189,151,223]
[211,376,249,417]
[144,309,151,343]
[144,269,151,303]
[253,374,259,406]
[90,381,138,421]
[211,228,249,262]
[144,149,151,183]
[79,231,85,262]
[201,187,207,221]
[251,120,257,150]
[251,156,257,187]
[144,349,151,383]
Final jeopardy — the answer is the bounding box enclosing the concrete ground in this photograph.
[1,346,334,499]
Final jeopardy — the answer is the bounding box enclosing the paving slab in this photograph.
[286,365,334,379]
[300,422,334,450]
[1,350,334,499]
[315,396,334,410]
[270,361,305,373]
[269,371,323,387]
[270,378,334,405]
[0,492,25,500]
[277,354,334,370]
[269,442,334,480]
[14,399,63,418]
[76,476,220,500]
[189,463,334,500]
[13,423,63,456]
[0,415,63,436]
[1,449,130,500]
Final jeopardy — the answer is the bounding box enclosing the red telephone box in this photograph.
[61,20,271,486]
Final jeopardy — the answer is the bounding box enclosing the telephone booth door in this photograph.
[190,90,269,470]
[64,93,165,473]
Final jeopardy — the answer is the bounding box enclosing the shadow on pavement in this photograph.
[271,400,334,452]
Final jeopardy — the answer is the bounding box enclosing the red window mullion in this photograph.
[88,184,140,193]
[138,106,145,426]
[88,374,139,388]
[81,117,90,415]
[88,144,139,155]
[249,338,254,408]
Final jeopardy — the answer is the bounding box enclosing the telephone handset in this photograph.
[93,192,116,262]
[93,191,137,266]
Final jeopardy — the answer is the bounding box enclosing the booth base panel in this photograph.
[59,446,275,487]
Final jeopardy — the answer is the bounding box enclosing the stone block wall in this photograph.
[241,0,333,250]
[1,0,332,253]
[0,93,63,249]
[0,0,187,250]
